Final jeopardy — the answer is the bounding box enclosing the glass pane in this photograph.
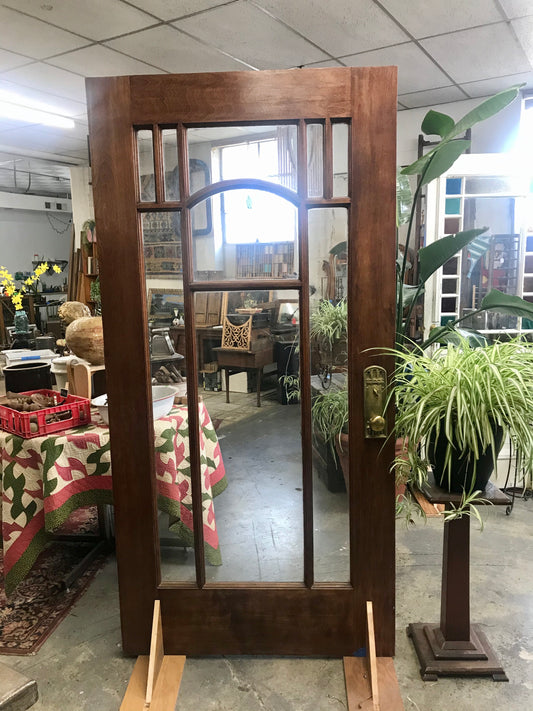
[526,235,533,253]
[446,177,462,195]
[441,297,456,313]
[160,289,303,584]
[141,211,182,277]
[309,208,349,583]
[188,124,298,192]
[441,279,457,294]
[162,129,179,201]
[191,190,298,281]
[523,276,533,292]
[442,257,458,275]
[526,255,533,273]
[139,214,193,581]
[332,122,349,198]
[464,176,523,195]
[307,123,323,198]
[445,197,461,215]
[444,217,460,234]
[137,130,155,202]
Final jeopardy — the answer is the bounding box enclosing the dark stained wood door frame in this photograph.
[86,67,397,658]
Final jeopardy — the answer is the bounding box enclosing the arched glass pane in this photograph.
[192,189,298,281]
[188,124,298,192]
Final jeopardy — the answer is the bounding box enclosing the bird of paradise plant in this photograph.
[0,262,62,310]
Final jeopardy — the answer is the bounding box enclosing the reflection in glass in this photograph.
[309,208,349,582]
[191,190,298,281]
[162,129,179,201]
[307,123,324,198]
[195,289,303,583]
[332,122,349,198]
[137,129,155,202]
[187,124,298,191]
[141,211,182,278]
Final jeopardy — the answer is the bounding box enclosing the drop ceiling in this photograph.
[0,0,532,194]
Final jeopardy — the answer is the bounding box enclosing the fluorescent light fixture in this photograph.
[0,89,75,129]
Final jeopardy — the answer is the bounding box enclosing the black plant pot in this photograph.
[428,424,504,494]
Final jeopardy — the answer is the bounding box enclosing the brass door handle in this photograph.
[364,366,387,439]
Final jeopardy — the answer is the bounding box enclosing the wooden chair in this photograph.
[220,316,253,350]
[66,358,92,398]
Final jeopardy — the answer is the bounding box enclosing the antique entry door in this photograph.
[86,67,397,657]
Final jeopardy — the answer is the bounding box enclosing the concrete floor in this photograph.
[1,387,532,710]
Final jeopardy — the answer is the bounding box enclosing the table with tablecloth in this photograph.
[0,402,227,594]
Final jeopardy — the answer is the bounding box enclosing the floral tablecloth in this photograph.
[0,402,226,594]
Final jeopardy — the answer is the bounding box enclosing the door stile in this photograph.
[297,119,314,588]
[86,76,162,654]
[348,67,397,656]
[324,118,333,200]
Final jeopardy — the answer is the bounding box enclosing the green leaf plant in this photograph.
[387,337,533,524]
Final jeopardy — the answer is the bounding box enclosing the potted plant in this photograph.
[391,337,533,520]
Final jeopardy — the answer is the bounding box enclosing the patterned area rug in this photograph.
[0,506,109,655]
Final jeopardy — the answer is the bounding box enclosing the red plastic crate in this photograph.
[0,389,91,439]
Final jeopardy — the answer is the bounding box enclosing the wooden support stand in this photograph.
[120,601,186,710]
[407,475,510,682]
[344,601,404,710]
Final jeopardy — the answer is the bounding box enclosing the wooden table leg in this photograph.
[224,368,230,404]
[407,505,508,681]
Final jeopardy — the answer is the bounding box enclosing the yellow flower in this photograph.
[53,264,62,274]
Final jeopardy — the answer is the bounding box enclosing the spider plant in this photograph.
[390,337,533,519]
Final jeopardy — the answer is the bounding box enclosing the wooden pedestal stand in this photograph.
[343,602,404,710]
[120,601,186,710]
[408,475,511,682]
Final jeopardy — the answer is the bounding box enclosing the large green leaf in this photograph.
[396,172,412,226]
[402,284,422,309]
[421,325,487,350]
[422,110,455,138]
[480,289,533,319]
[418,228,488,284]
[449,86,523,141]
[400,85,522,178]
[421,139,470,186]
[329,241,347,257]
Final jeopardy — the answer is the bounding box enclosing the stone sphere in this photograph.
[65,316,104,365]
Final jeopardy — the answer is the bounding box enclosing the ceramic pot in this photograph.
[428,423,504,493]
[65,316,104,365]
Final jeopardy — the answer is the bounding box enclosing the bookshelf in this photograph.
[236,242,294,278]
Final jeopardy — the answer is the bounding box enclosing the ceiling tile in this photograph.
[107,25,251,73]
[512,16,533,65]
[0,126,87,153]
[2,0,157,42]
[0,49,33,72]
[2,63,87,104]
[420,23,530,83]
[256,0,409,56]
[460,72,533,98]
[399,85,467,109]
[342,42,451,94]
[125,0,232,22]
[499,0,533,18]
[378,0,502,38]
[301,59,345,68]
[49,45,166,77]
[174,2,328,69]
[0,7,88,59]
[0,78,86,117]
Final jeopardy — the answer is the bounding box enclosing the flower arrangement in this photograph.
[0,262,61,310]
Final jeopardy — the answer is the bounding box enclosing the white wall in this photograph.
[397,96,521,167]
[0,207,71,290]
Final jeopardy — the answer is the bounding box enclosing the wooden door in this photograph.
[86,67,397,657]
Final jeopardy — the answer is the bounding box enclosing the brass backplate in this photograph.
[364,365,387,438]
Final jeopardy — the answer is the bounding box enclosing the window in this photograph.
[212,135,297,245]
